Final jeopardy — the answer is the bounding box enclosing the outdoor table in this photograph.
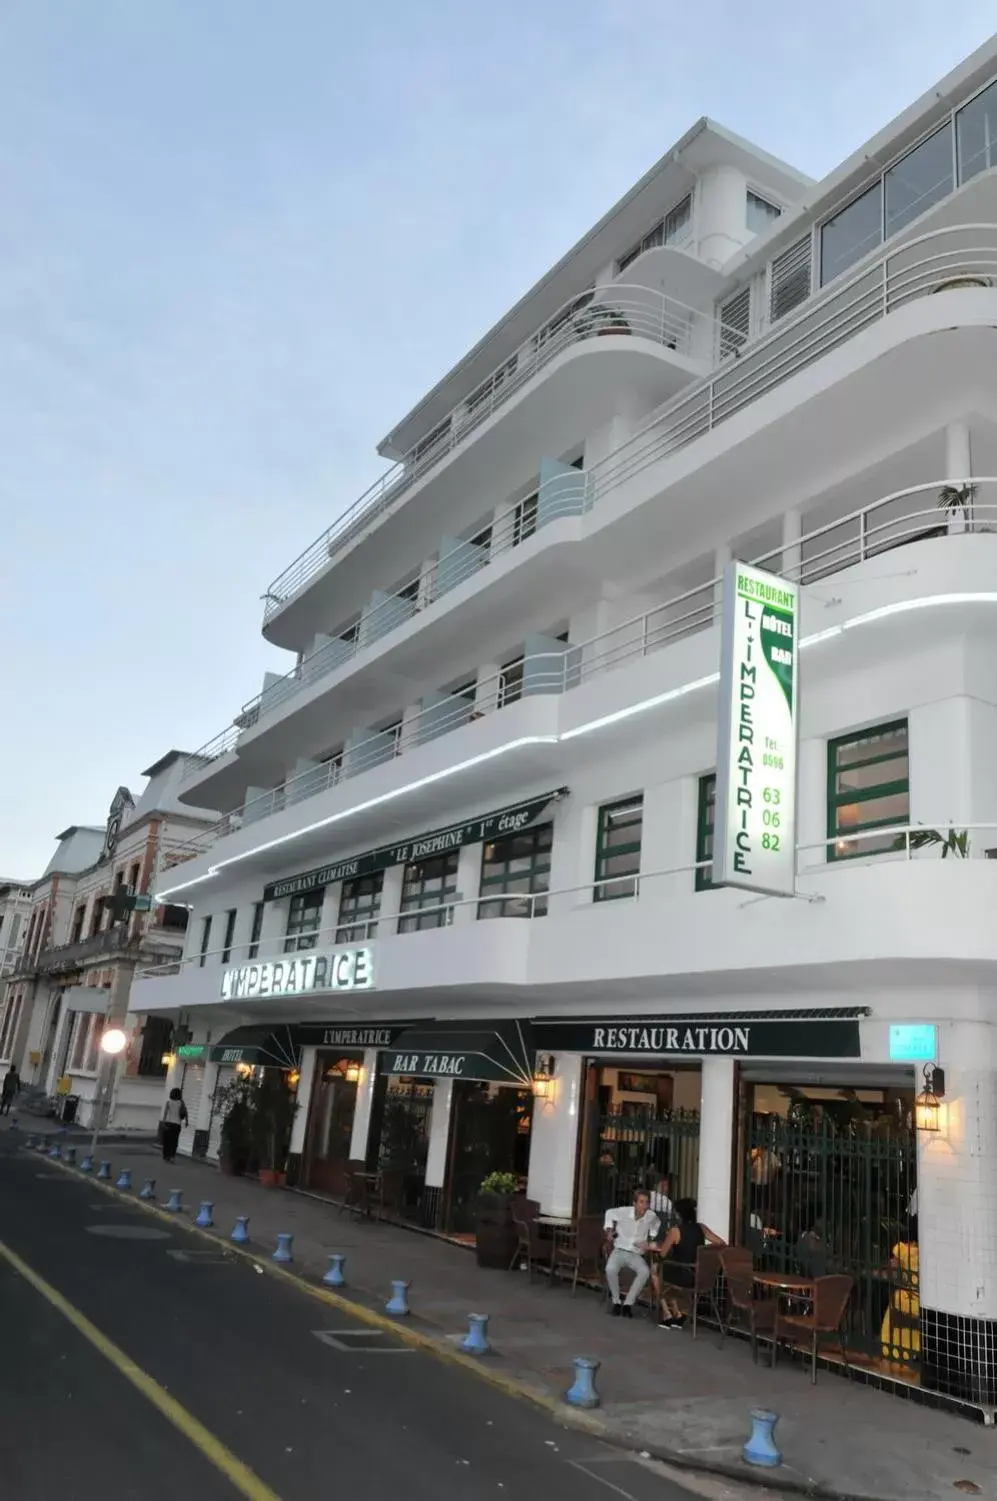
[753,1271,815,1294]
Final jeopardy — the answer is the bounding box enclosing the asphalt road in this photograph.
[0,1139,709,1501]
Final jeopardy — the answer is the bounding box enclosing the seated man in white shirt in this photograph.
[603,1189,661,1318]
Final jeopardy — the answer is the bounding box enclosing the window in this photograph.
[747,191,781,234]
[513,493,538,547]
[469,523,492,552]
[499,657,524,707]
[769,235,812,324]
[161,904,189,933]
[337,873,383,942]
[248,902,265,959]
[957,78,997,185]
[411,415,452,465]
[397,577,419,604]
[478,824,553,919]
[137,1016,173,1078]
[127,861,141,893]
[284,891,324,952]
[70,905,86,945]
[89,899,104,938]
[398,852,459,933]
[663,195,692,245]
[719,286,750,358]
[618,220,664,274]
[198,915,212,967]
[466,356,517,415]
[885,126,953,237]
[0,994,23,1059]
[340,620,360,647]
[695,774,717,891]
[594,797,643,900]
[827,720,909,860]
[69,1013,96,1072]
[537,290,593,347]
[221,909,237,964]
[819,182,883,286]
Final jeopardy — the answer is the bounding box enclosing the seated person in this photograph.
[646,1175,674,1310]
[656,1196,725,1329]
[603,1188,661,1318]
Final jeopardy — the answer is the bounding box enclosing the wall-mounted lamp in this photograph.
[533,1054,555,1103]
[345,1059,362,1085]
[235,1061,253,1078]
[161,1052,176,1069]
[287,1069,301,1089]
[915,1063,945,1132]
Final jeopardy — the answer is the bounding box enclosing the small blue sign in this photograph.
[889,1024,936,1062]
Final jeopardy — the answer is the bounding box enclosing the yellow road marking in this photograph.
[0,1237,283,1501]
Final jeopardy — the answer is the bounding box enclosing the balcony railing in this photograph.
[141,820,997,978]
[261,284,718,621]
[26,925,136,977]
[260,223,997,626]
[171,476,997,855]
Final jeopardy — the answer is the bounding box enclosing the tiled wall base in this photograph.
[922,1307,997,1408]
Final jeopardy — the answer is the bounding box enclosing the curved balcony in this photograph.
[261,284,717,631]
[260,223,997,634]
[178,480,997,825]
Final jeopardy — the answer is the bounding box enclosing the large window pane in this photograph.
[398,852,459,932]
[479,824,552,919]
[885,126,954,237]
[594,797,642,900]
[284,891,323,952]
[957,79,997,184]
[820,182,883,286]
[695,774,716,891]
[827,720,909,861]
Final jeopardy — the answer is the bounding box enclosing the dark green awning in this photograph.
[381,1021,534,1085]
[209,1025,301,1068]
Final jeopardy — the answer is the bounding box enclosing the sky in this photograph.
[1,1,994,877]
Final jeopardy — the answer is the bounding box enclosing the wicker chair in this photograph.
[772,1274,854,1383]
[719,1247,776,1362]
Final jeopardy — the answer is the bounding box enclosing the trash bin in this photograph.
[61,1094,79,1125]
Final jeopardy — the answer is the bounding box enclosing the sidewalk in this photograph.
[29,1129,997,1501]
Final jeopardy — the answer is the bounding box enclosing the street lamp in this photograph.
[89,1027,128,1160]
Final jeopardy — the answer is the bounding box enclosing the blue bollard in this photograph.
[62,1146,76,1166]
[323,1253,346,1287]
[115,1169,132,1191]
[564,1356,601,1410]
[272,1233,294,1264]
[80,1154,93,1173]
[49,1143,61,1160]
[166,1189,183,1213]
[743,1409,781,1469]
[139,1178,156,1200]
[23,1136,35,1151]
[460,1313,491,1356]
[97,1161,111,1181]
[230,1216,250,1245]
[194,1200,214,1228]
[385,1280,410,1317]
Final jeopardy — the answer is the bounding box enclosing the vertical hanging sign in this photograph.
[714,562,799,897]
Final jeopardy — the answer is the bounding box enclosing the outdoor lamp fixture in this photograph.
[345,1059,362,1085]
[161,1052,176,1069]
[235,1061,253,1078]
[100,1028,128,1057]
[532,1056,554,1102]
[915,1063,945,1132]
[287,1069,301,1089]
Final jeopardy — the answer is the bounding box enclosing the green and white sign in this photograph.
[714,562,799,897]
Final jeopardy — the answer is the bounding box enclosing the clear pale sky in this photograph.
[1,2,994,877]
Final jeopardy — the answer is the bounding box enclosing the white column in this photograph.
[289,1046,317,1156]
[526,1055,583,1214]
[452,843,480,926]
[348,1049,378,1162]
[380,867,404,934]
[424,1079,454,1188]
[696,1058,736,1239]
[781,507,802,579]
[194,1061,220,1134]
[796,735,829,872]
[713,543,732,608]
[945,421,973,535]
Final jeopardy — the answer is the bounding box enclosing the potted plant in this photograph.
[906,826,970,858]
[937,482,977,523]
[474,1170,520,1269]
[253,1069,299,1188]
[215,1073,257,1177]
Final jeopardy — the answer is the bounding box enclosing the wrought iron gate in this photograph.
[585,1108,700,1215]
[743,1112,918,1366]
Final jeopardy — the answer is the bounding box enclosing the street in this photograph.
[0,1139,755,1501]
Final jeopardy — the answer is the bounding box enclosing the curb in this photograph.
[41,1152,891,1501]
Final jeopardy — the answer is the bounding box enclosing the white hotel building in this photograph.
[137,40,997,1409]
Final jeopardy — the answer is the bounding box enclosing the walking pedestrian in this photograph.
[1,1066,20,1116]
[161,1087,188,1162]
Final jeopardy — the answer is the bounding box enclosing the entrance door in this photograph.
[304,1053,360,1195]
[445,1082,533,1235]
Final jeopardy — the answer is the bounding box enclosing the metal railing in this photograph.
[260,223,997,621]
[183,470,997,790]
[140,820,997,978]
[262,284,719,617]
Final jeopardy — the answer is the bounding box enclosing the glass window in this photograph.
[819,182,883,286]
[337,872,383,943]
[478,824,553,919]
[957,79,997,185]
[247,902,264,959]
[594,797,643,900]
[198,915,212,968]
[221,908,237,965]
[284,891,323,952]
[747,191,781,234]
[719,286,750,358]
[827,720,909,860]
[696,775,716,891]
[499,657,524,707]
[885,126,953,237]
[137,1016,173,1078]
[513,493,538,546]
[770,235,812,324]
[664,194,692,245]
[398,852,459,933]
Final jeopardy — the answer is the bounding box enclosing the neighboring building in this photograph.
[2,753,218,1131]
[136,41,997,1411]
[0,881,33,993]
